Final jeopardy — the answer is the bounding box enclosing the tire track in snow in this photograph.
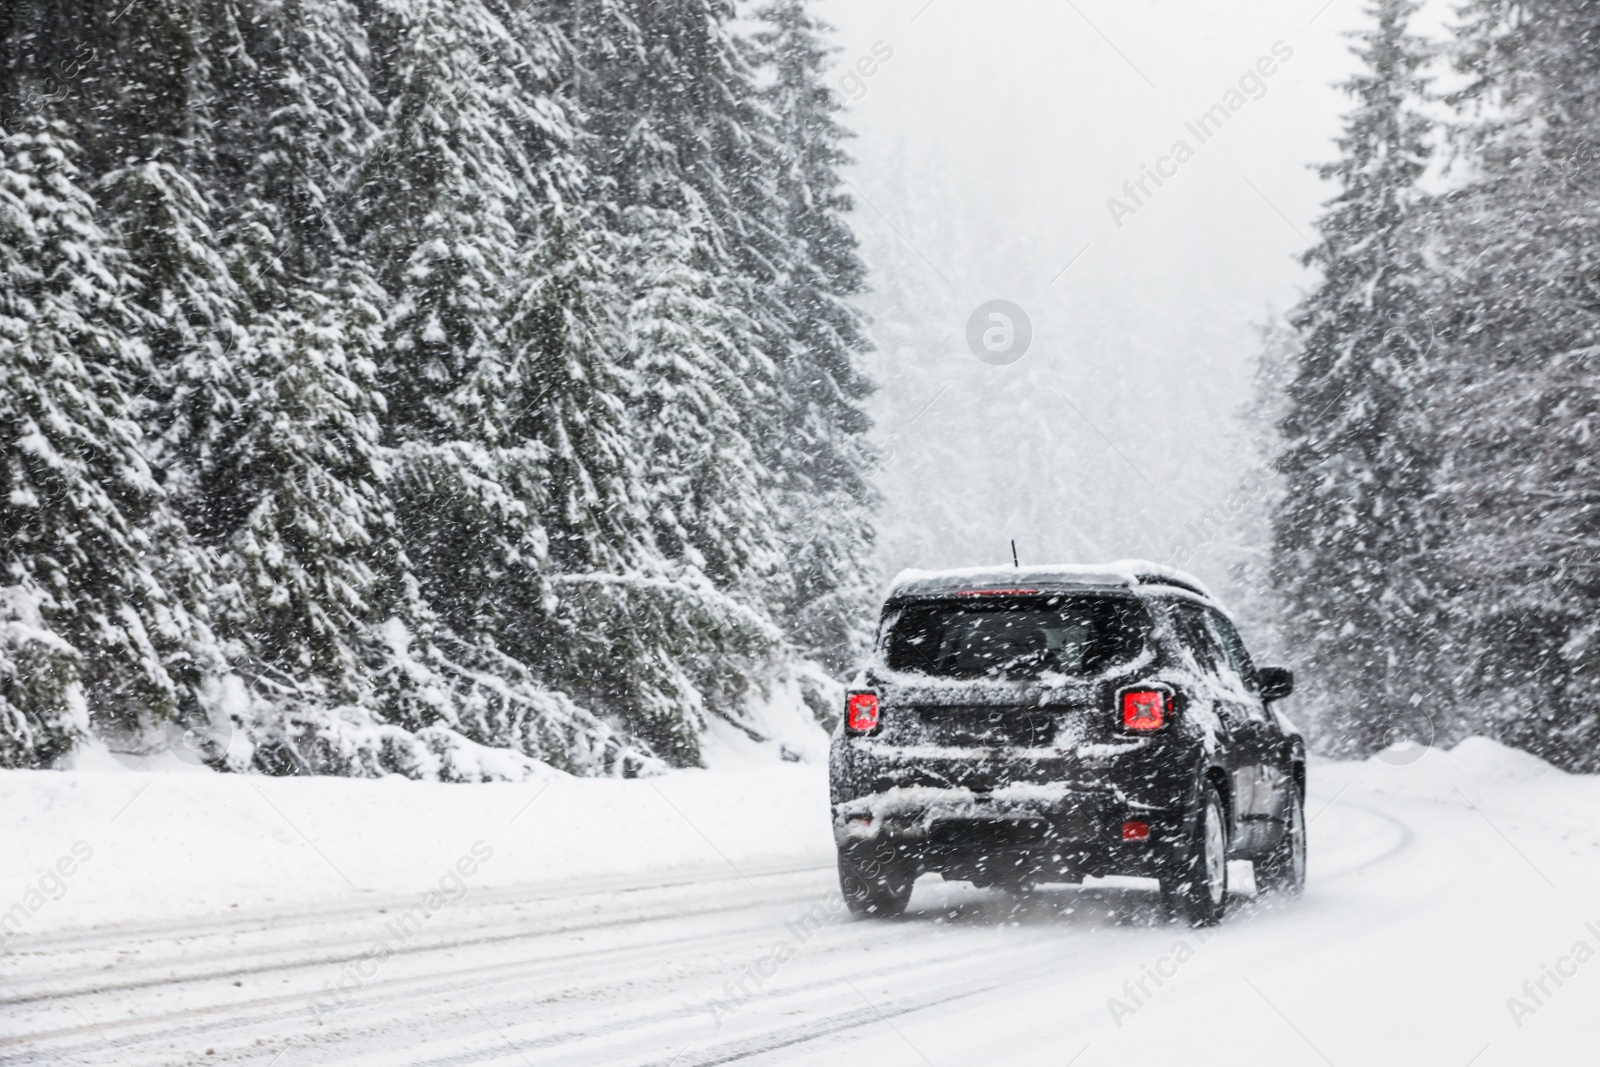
[0,864,835,1007]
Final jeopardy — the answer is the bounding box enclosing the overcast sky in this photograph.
[814,0,1449,599]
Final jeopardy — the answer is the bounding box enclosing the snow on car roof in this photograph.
[887,559,1221,606]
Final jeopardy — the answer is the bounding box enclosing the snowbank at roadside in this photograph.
[1338,735,1594,810]
[3,733,1594,943]
[0,734,834,941]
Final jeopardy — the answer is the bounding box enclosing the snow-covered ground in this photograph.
[3,738,1598,1065]
[0,706,835,935]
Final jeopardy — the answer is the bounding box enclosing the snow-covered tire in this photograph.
[838,845,915,918]
[1255,781,1307,897]
[1161,782,1230,927]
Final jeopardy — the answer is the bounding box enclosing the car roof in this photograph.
[885,559,1227,613]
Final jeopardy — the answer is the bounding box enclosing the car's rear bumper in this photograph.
[831,783,1188,881]
[830,730,1211,880]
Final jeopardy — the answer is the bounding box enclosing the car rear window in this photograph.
[882,595,1151,679]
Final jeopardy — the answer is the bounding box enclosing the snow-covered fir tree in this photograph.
[552,0,796,762]
[149,0,438,772]
[586,0,786,590]
[1422,0,1600,769]
[352,0,547,652]
[754,0,877,679]
[359,0,533,443]
[1271,0,1443,755]
[0,122,187,761]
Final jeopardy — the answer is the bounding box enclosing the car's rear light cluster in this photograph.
[845,692,880,734]
[954,588,1039,597]
[1121,688,1168,732]
[1121,820,1150,841]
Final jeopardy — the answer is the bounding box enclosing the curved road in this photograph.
[0,764,1592,1065]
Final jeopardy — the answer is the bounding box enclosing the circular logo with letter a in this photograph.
[966,299,1032,366]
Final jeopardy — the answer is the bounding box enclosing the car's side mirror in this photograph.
[1258,666,1294,702]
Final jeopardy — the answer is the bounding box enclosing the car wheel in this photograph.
[1161,782,1230,927]
[838,845,915,918]
[1255,780,1307,897]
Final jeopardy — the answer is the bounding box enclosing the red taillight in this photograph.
[1122,689,1166,732]
[846,692,880,733]
[1122,820,1150,841]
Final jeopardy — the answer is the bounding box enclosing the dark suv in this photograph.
[829,561,1305,926]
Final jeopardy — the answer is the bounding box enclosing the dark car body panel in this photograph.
[829,567,1304,885]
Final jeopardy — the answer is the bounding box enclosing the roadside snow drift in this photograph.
[0,752,833,939]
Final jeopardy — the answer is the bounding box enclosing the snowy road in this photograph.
[3,746,1598,1065]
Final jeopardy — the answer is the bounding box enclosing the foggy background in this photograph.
[818,0,1435,605]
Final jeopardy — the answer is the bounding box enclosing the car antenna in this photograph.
[1011,539,1019,568]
